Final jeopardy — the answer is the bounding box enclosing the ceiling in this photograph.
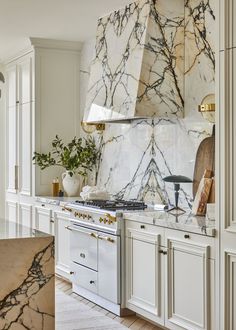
[0,0,132,62]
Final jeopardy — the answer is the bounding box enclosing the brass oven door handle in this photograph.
[90,232,98,239]
[98,236,115,243]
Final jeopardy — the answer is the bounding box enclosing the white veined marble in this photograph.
[80,0,215,209]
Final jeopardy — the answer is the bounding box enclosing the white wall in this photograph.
[0,64,5,217]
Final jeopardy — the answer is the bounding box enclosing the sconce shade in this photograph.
[163,175,192,183]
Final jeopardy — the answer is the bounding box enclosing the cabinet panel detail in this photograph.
[126,228,163,324]
[19,102,32,196]
[224,251,236,330]
[221,48,236,232]
[18,55,32,104]
[54,213,70,278]
[19,203,32,228]
[165,238,210,330]
[7,106,17,193]
[6,201,18,223]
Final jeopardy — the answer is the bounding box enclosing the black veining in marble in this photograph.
[0,240,54,329]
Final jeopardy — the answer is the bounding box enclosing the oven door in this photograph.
[98,231,120,304]
[70,224,98,271]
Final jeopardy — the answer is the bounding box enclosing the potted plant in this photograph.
[33,135,98,196]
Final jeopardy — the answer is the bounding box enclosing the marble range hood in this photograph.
[83,0,185,124]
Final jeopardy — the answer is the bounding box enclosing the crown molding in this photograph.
[30,37,83,52]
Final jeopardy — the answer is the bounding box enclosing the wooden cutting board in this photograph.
[193,125,215,199]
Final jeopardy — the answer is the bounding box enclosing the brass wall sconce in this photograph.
[81,121,105,134]
[198,94,215,123]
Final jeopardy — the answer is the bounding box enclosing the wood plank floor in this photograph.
[56,277,163,330]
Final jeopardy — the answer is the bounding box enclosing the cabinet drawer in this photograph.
[125,220,165,245]
[165,228,216,259]
[71,262,98,294]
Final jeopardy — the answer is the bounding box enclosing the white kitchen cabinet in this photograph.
[19,203,32,228]
[220,0,236,50]
[165,233,214,330]
[6,53,33,198]
[54,211,71,280]
[35,205,54,235]
[125,220,215,329]
[5,38,81,223]
[219,3,236,326]
[6,200,18,223]
[125,224,164,326]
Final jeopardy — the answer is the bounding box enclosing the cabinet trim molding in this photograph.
[224,250,236,330]
[165,238,210,330]
[126,229,162,318]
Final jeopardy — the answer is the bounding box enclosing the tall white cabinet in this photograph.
[5,38,81,225]
[219,1,236,329]
[6,52,34,224]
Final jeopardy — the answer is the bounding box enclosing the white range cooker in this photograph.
[63,199,147,316]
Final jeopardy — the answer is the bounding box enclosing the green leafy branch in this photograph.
[33,135,98,177]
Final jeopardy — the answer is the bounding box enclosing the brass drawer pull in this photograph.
[98,236,115,243]
[140,225,145,229]
[184,234,190,239]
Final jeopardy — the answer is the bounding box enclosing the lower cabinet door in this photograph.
[97,232,120,304]
[35,206,53,235]
[165,236,213,330]
[54,212,70,279]
[19,203,32,228]
[125,228,164,325]
[6,200,18,223]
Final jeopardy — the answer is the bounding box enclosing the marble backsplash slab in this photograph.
[80,0,215,209]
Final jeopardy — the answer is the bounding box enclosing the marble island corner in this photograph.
[0,219,55,330]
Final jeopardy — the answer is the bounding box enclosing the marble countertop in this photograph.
[35,196,80,206]
[123,210,216,237]
[35,196,215,237]
[0,219,52,240]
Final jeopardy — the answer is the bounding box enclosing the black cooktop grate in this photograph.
[72,200,147,211]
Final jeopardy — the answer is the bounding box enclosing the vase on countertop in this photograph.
[62,171,81,197]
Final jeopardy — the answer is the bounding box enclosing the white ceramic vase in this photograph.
[62,171,80,197]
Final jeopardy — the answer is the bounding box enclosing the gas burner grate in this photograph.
[72,199,147,211]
